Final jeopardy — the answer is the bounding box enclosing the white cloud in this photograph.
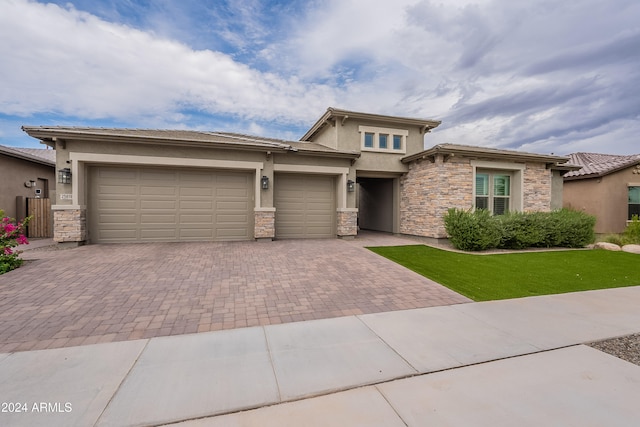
[0,0,334,127]
[2,0,639,155]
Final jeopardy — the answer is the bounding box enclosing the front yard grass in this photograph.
[368,245,640,301]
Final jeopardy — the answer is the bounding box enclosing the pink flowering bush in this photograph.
[1,209,31,274]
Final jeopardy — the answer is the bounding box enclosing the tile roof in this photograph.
[402,143,570,165]
[563,152,640,179]
[0,144,56,166]
[21,127,360,158]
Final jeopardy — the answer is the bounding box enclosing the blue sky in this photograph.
[1,0,639,155]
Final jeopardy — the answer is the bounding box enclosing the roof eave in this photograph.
[22,127,293,154]
[402,145,570,165]
[0,145,55,167]
[301,107,442,141]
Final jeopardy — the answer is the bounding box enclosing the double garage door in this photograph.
[89,166,252,243]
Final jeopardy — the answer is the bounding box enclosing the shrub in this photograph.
[1,210,30,274]
[603,234,626,246]
[444,208,501,251]
[623,215,640,244]
[499,211,546,249]
[549,209,596,248]
[444,208,595,251]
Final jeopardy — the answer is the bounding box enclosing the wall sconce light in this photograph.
[58,168,72,184]
[261,175,269,190]
[24,180,36,188]
[347,179,355,192]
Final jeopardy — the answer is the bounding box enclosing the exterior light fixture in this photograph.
[58,168,72,184]
[347,179,355,192]
[261,175,269,190]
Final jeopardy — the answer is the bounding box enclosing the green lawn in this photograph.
[367,245,640,301]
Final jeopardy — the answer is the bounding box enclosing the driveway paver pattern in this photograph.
[0,234,469,353]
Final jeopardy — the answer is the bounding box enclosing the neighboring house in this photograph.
[563,152,640,234]
[22,108,573,244]
[0,144,56,219]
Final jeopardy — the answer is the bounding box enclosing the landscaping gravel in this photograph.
[588,334,640,366]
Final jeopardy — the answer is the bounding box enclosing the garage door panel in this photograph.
[179,200,213,210]
[99,213,137,224]
[98,199,137,209]
[180,214,213,223]
[140,229,178,239]
[140,186,177,196]
[90,166,252,243]
[99,185,137,195]
[140,170,177,180]
[140,214,177,224]
[275,174,335,239]
[141,200,177,210]
[99,229,139,240]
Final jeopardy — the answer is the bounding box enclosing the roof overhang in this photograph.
[301,107,441,141]
[0,144,55,167]
[21,126,360,160]
[402,144,571,167]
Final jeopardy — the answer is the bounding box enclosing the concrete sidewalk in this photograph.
[1,286,640,427]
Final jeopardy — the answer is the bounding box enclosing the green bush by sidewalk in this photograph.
[444,208,596,251]
[604,215,640,246]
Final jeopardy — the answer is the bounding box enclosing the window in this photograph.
[393,135,402,150]
[358,126,408,153]
[364,133,374,148]
[475,171,511,215]
[379,134,388,149]
[629,186,640,220]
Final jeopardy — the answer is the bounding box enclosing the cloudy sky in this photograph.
[1,0,639,155]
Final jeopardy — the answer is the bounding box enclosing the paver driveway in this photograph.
[0,234,469,353]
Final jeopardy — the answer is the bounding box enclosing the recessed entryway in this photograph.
[357,177,395,233]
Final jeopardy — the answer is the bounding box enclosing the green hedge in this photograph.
[443,208,596,251]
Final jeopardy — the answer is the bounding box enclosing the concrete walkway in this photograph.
[1,285,639,426]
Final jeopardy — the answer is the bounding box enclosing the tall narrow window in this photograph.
[393,135,402,150]
[379,134,388,149]
[364,133,374,148]
[493,175,510,215]
[629,186,640,220]
[475,173,489,210]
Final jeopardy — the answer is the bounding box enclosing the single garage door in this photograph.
[274,174,335,239]
[89,166,252,243]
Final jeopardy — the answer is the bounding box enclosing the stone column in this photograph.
[53,207,87,243]
[337,208,358,238]
[254,208,275,241]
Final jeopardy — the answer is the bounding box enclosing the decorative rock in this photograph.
[593,242,622,251]
[622,244,640,254]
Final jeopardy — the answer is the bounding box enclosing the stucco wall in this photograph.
[564,166,640,234]
[0,154,55,219]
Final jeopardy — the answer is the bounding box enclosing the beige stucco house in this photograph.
[563,152,640,234]
[0,144,55,220]
[22,108,573,244]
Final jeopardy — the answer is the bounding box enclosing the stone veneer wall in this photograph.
[400,158,554,239]
[523,163,552,212]
[53,209,86,242]
[337,209,358,237]
[254,209,275,239]
[400,156,473,238]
